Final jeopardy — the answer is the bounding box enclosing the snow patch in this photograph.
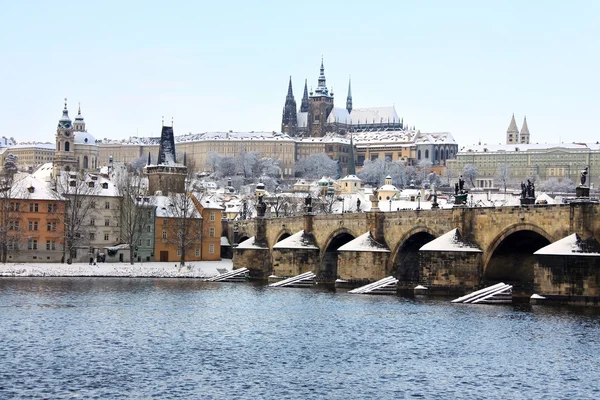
[420,229,482,252]
[273,230,318,250]
[338,232,390,252]
[534,233,600,256]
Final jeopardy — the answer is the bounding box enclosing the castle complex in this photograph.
[281,59,404,137]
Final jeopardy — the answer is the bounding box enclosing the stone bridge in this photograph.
[229,202,600,298]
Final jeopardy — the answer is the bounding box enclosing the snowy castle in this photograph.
[281,59,405,137]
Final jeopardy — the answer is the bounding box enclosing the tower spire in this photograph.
[506,113,519,144]
[520,115,530,144]
[286,76,294,99]
[347,132,356,176]
[314,57,329,96]
[300,79,309,112]
[346,76,353,114]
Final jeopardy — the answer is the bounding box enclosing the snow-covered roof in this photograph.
[414,132,456,145]
[154,195,201,218]
[534,233,600,257]
[458,142,600,154]
[9,142,55,149]
[339,174,362,182]
[327,107,351,124]
[273,230,318,250]
[420,229,482,252]
[221,236,230,246]
[353,130,417,145]
[378,184,398,192]
[350,107,399,125]
[236,236,267,249]
[11,174,61,200]
[197,195,224,210]
[31,162,54,180]
[74,131,97,145]
[338,232,389,252]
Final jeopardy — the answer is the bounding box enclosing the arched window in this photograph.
[425,149,429,159]
[445,149,449,159]
[65,141,70,152]
[83,156,89,169]
[57,142,61,151]
[435,149,439,160]
[418,150,421,160]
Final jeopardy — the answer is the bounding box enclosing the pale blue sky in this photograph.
[2,0,599,146]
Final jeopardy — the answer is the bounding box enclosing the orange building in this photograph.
[6,175,65,262]
[194,195,223,261]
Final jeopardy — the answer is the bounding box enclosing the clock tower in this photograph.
[53,98,77,175]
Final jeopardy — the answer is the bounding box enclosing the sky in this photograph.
[1,0,599,146]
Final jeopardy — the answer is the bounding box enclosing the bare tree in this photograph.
[52,171,99,264]
[114,170,153,265]
[165,192,202,266]
[462,164,478,188]
[495,164,511,193]
[0,155,23,263]
[295,153,338,179]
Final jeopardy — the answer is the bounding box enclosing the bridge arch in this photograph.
[317,228,358,282]
[483,223,554,292]
[270,228,292,249]
[388,226,437,284]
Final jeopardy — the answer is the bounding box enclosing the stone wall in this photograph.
[535,255,600,304]
[337,251,390,284]
[420,251,482,295]
[233,248,272,279]
[272,248,320,278]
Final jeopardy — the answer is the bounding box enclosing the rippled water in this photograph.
[1,278,600,399]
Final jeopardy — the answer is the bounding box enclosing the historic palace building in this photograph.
[446,116,600,189]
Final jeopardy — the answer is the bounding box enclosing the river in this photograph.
[1,278,599,399]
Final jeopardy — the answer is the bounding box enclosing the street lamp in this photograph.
[337,196,344,213]
[416,192,421,210]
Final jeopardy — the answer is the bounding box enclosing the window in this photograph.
[51,241,56,250]
[28,221,38,231]
[90,219,95,226]
[145,225,151,232]
[146,239,151,247]
[104,233,109,241]
[105,202,110,209]
[47,203,57,213]
[29,203,39,212]
[425,150,429,159]
[418,150,421,160]
[177,248,182,256]
[209,244,214,254]
[65,141,70,152]
[209,227,215,238]
[105,218,110,226]
[210,212,215,221]
[162,231,167,239]
[46,240,51,250]
[90,233,95,241]
[195,248,200,257]
[9,202,19,212]
[8,241,17,251]
[163,219,168,225]
[28,240,38,250]
[90,201,96,209]
[9,220,19,230]
[47,221,56,231]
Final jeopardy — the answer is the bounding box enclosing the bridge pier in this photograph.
[233,216,272,279]
[419,251,483,295]
[272,214,320,280]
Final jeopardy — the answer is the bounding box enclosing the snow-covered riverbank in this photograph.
[0,260,233,278]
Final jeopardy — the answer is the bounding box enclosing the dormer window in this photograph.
[91,175,98,181]
[88,182,95,188]
[27,186,35,193]
[102,183,108,189]
[69,180,76,187]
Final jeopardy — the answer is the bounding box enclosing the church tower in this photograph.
[346,77,353,114]
[73,103,86,132]
[281,77,298,135]
[53,98,77,174]
[308,58,334,137]
[144,120,188,195]
[505,114,519,144]
[520,116,530,144]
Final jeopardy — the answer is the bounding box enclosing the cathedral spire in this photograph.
[300,79,309,112]
[347,132,356,176]
[314,57,330,97]
[286,76,294,99]
[281,76,298,134]
[346,76,353,114]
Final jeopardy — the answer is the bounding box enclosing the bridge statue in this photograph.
[305,194,312,214]
[581,167,588,186]
[257,194,267,217]
[356,198,361,212]
[521,181,526,199]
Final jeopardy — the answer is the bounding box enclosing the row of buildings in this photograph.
[1,115,224,263]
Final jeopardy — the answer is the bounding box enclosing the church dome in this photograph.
[74,131,97,145]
